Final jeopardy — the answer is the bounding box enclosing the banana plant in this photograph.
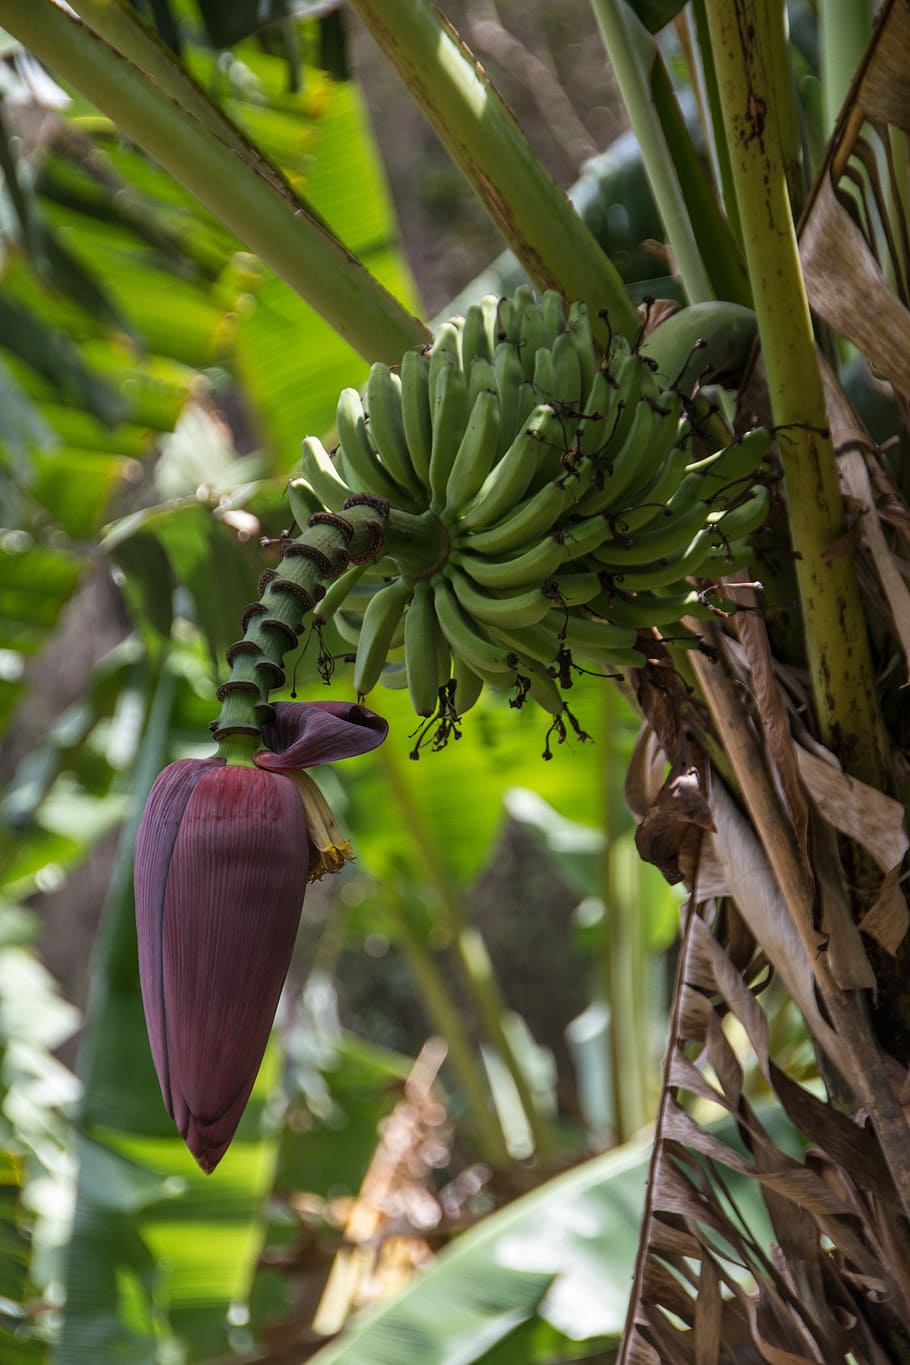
[2,0,910,1361]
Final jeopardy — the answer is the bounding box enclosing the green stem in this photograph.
[386,887,511,1167]
[703,0,887,788]
[377,745,557,1159]
[0,0,429,364]
[819,0,872,138]
[348,0,638,341]
[590,0,713,304]
[211,502,390,742]
[691,0,744,248]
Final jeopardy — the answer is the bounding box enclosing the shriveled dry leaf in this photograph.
[858,866,910,953]
[795,744,908,874]
[801,0,910,403]
[625,722,667,823]
[732,591,812,880]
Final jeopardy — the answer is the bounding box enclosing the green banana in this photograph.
[467,355,497,411]
[601,529,715,591]
[519,300,545,379]
[451,652,485,714]
[404,577,445,716]
[638,300,757,390]
[488,618,562,666]
[353,575,415,696]
[455,534,565,590]
[577,370,618,458]
[481,294,507,358]
[493,342,526,455]
[542,570,603,608]
[459,476,569,556]
[449,564,552,629]
[591,588,720,628]
[312,562,370,624]
[533,346,557,403]
[429,363,469,511]
[336,387,412,505]
[687,426,774,490]
[297,437,353,513]
[551,609,641,655]
[461,303,489,366]
[428,319,462,401]
[592,500,711,570]
[400,348,433,488]
[556,514,612,560]
[541,289,567,342]
[576,397,666,516]
[442,387,502,519]
[432,575,512,678]
[459,458,594,557]
[366,363,420,494]
[602,442,691,538]
[456,403,567,532]
[551,330,583,408]
[566,300,596,401]
[707,484,771,540]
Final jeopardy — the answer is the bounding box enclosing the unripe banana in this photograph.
[519,301,545,379]
[592,500,710,570]
[602,528,715,591]
[298,437,353,513]
[576,397,665,516]
[707,484,771,539]
[404,577,445,716]
[449,564,552,629]
[553,609,643,656]
[543,570,602,608]
[452,652,484,714]
[533,346,557,403]
[462,456,594,557]
[455,534,565,590]
[429,364,469,511]
[432,575,512,678]
[285,476,321,530]
[461,303,490,366]
[577,370,618,458]
[428,320,462,400]
[366,364,420,494]
[686,426,774,490]
[493,342,526,455]
[481,293,508,358]
[467,355,498,411]
[442,387,502,519]
[457,403,567,532]
[336,387,412,505]
[541,289,567,342]
[589,588,710,628]
[551,331,583,408]
[313,562,370,624]
[638,300,757,390]
[566,300,596,401]
[353,575,415,696]
[400,348,433,488]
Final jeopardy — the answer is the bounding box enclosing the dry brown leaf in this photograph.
[795,744,908,873]
[858,866,910,952]
[839,445,910,679]
[624,722,667,823]
[705,780,845,1071]
[733,594,812,880]
[635,760,714,885]
[813,816,877,990]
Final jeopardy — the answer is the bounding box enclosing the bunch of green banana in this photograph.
[291,288,773,727]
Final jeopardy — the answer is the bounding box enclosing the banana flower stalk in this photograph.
[134,701,387,1172]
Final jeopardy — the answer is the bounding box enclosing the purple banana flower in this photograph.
[134,701,387,1173]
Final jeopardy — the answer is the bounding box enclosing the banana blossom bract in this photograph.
[134,701,387,1172]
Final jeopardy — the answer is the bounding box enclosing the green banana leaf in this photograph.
[302,1102,798,1365]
